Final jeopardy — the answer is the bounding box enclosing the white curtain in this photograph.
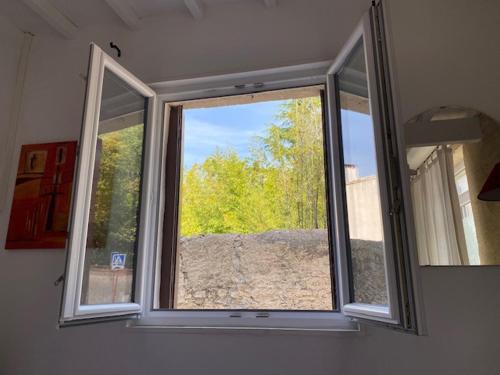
[410,147,468,265]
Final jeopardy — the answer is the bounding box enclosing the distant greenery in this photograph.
[88,96,327,266]
[87,124,143,266]
[180,97,327,236]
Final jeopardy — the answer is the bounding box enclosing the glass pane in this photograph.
[80,69,147,305]
[337,39,389,305]
[170,88,334,310]
[409,142,482,266]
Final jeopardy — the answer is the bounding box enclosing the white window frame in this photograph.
[324,4,422,330]
[60,3,422,333]
[136,64,361,331]
[325,13,400,325]
[60,44,158,323]
[135,14,399,332]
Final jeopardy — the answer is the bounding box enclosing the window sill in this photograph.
[127,311,360,333]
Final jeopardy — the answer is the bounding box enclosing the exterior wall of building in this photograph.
[174,230,386,309]
[345,175,383,241]
[176,230,333,310]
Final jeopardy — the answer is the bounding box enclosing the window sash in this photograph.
[60,44,158,324]
[326,17,399,324]
[325,4,420,330]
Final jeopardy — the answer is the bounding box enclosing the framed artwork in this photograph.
[5,141,77,249]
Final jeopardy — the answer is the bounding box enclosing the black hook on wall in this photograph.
[109,42,121,58]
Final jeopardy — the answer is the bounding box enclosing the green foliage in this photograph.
[88,124,144,266]
[180,97,327,236]
[88,97,328,263]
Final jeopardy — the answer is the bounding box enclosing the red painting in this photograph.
[5,141,77,249]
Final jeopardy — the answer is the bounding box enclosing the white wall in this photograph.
[0,16,23,139]
[0,16,22,133]
[386,0,500,124]
[0,15,24,211]
[1,0,499,374]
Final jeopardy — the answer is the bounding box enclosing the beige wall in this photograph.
[463,115,500,264]
[345,176,383,241]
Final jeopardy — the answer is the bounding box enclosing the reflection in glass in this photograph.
[406,108,500,266]
[337,39,388,305]
[81,69,147,305]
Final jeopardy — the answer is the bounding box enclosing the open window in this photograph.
[60,2,421,332]
[156,86,337,312]
[60,44,158,324]
[325,3,419,329]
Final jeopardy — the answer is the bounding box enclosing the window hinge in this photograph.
[390,199,401,216]
[405,301,412,328]
[54,274,65,286]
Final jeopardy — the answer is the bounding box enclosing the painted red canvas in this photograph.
[5,141,77,249]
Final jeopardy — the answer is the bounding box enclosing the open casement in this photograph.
[325,3,420,331]
[59,3,422,332]
[60,44,158,325]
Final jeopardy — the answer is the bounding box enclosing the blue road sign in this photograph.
[111,252,127,270]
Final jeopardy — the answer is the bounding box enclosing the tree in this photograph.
[87,97,328,247]
[180,97,328,236]
[257,97,327,230]
[88,124,144,266]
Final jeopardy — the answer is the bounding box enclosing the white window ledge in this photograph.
[128,311,360,332]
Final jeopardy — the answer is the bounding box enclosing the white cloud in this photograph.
[184,118,255,146]
[182,118,262,167]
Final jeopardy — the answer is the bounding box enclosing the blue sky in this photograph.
[183,101,283,168]
[183,100,377,177]
[339,109,377,177]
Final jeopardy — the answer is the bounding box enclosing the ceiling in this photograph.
[0,0,281,38]
[129,0,246,19]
